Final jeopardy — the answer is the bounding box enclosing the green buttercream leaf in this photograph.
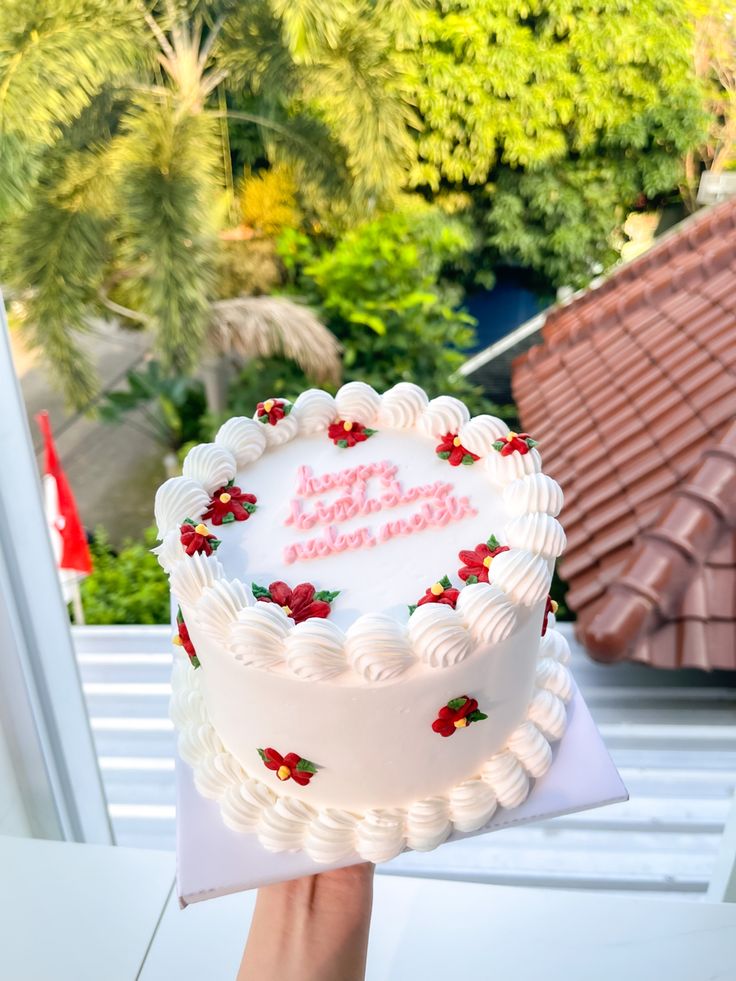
[256,748,267,762]
[190,655,201,669]
[437,450,451,460]
[211,538,221,551]
[176,606,184,625]
[226,478,235,487]
[183,518,196,527]
[461,454,475,465]
[364,428,377,437]
[447,697,468,711]
[314,589,340,603]
[251,583,271,600]
[243,502,257,513]
[337,439,349,448]
[487,534,500,550]
[527,438,538,448]
[468,710,488,722]
[221,512,235,524]
[492,440,505,451]
[466,575,479,584]
[296,758,317,773]
[408,604,417,615]
[284,403,292,415]
[439,575,452,589]
[258,414,269,424]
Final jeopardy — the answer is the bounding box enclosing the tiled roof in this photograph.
[513,197,736,669]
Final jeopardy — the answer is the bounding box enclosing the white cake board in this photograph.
[176,683,627,907]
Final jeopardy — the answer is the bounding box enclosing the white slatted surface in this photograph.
[72,624,736,896]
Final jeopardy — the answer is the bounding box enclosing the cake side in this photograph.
[170,614,573,862]
[182,594,545,810]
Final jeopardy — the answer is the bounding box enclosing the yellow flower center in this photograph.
[452,436,462,447]
[219,492,231,504]
[506,431,517,442]
[172,634,183,646]
[194,523,209,536]
[263,399,274,413]
[483,555,492,568]
[282,605,292,616]
[454,718,467,728]
[430,582,444,596]
[343,421,353,431]
[277,765,291,781]
[550,600,559,614]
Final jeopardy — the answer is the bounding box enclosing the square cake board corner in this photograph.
[176,682,627,907]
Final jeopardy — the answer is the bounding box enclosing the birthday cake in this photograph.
[157,382,573,863]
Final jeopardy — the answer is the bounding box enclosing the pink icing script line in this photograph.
[295,461,397,497]
[282,496,477,565]
[285,478,454,530]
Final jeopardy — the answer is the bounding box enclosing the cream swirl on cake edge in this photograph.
[407,603,471,668]
[182,443,237,494]
[503,473,564,518]
[417,395,470,439]
[154,476,211,538]
[256,403,300,447]
[504,512,567,560]
[285,618,347,681]
[215,416,267,467]
[345,614,413,682]
[458,414,509,456]
[292,388,338,434]
[334,381,382,426]
[377,382,429,428]
[169,624,574,863]
[485,446,542,487]
[405,798,452,851]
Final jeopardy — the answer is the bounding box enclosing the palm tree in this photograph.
[0,0,417,407]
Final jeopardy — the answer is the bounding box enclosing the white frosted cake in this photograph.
[156,382,573,863]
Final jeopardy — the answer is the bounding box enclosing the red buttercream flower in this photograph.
[257,748,317,785]
[432,695,488,737]
[458,535,510,584]
[173,609,200,667]
[253,580,339,624]
[179,519,221,556]
[541,595,559,636]
[435,432,479,467]
[256,398,290,425]
[327,419,376,448]
[203,480,257,526]
[414,575,459,611]
[492,431,538,457]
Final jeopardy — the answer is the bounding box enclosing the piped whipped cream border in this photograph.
[153,382,567,681]
[170,618,574,863]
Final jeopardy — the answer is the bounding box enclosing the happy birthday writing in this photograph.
[282,460,477,564]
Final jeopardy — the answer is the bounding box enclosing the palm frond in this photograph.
[0,0,149,211]
[112,95,220,370]
[209,295,342,385]
[5,173,109,407]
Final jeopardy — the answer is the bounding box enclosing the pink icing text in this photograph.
[282,460,477,564]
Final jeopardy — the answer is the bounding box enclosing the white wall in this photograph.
[0,717,32,837]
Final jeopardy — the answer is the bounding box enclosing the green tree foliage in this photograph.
[276,205,497,412]
[80,527,170,624]
[407,0,707,286]
[0,0,414,407]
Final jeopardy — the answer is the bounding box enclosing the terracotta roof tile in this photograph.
[513,196,736,670]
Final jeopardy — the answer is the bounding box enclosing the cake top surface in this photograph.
[154,382,565,680]
[211,427,505,629]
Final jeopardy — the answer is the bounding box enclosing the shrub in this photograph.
[79,527,170,625]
